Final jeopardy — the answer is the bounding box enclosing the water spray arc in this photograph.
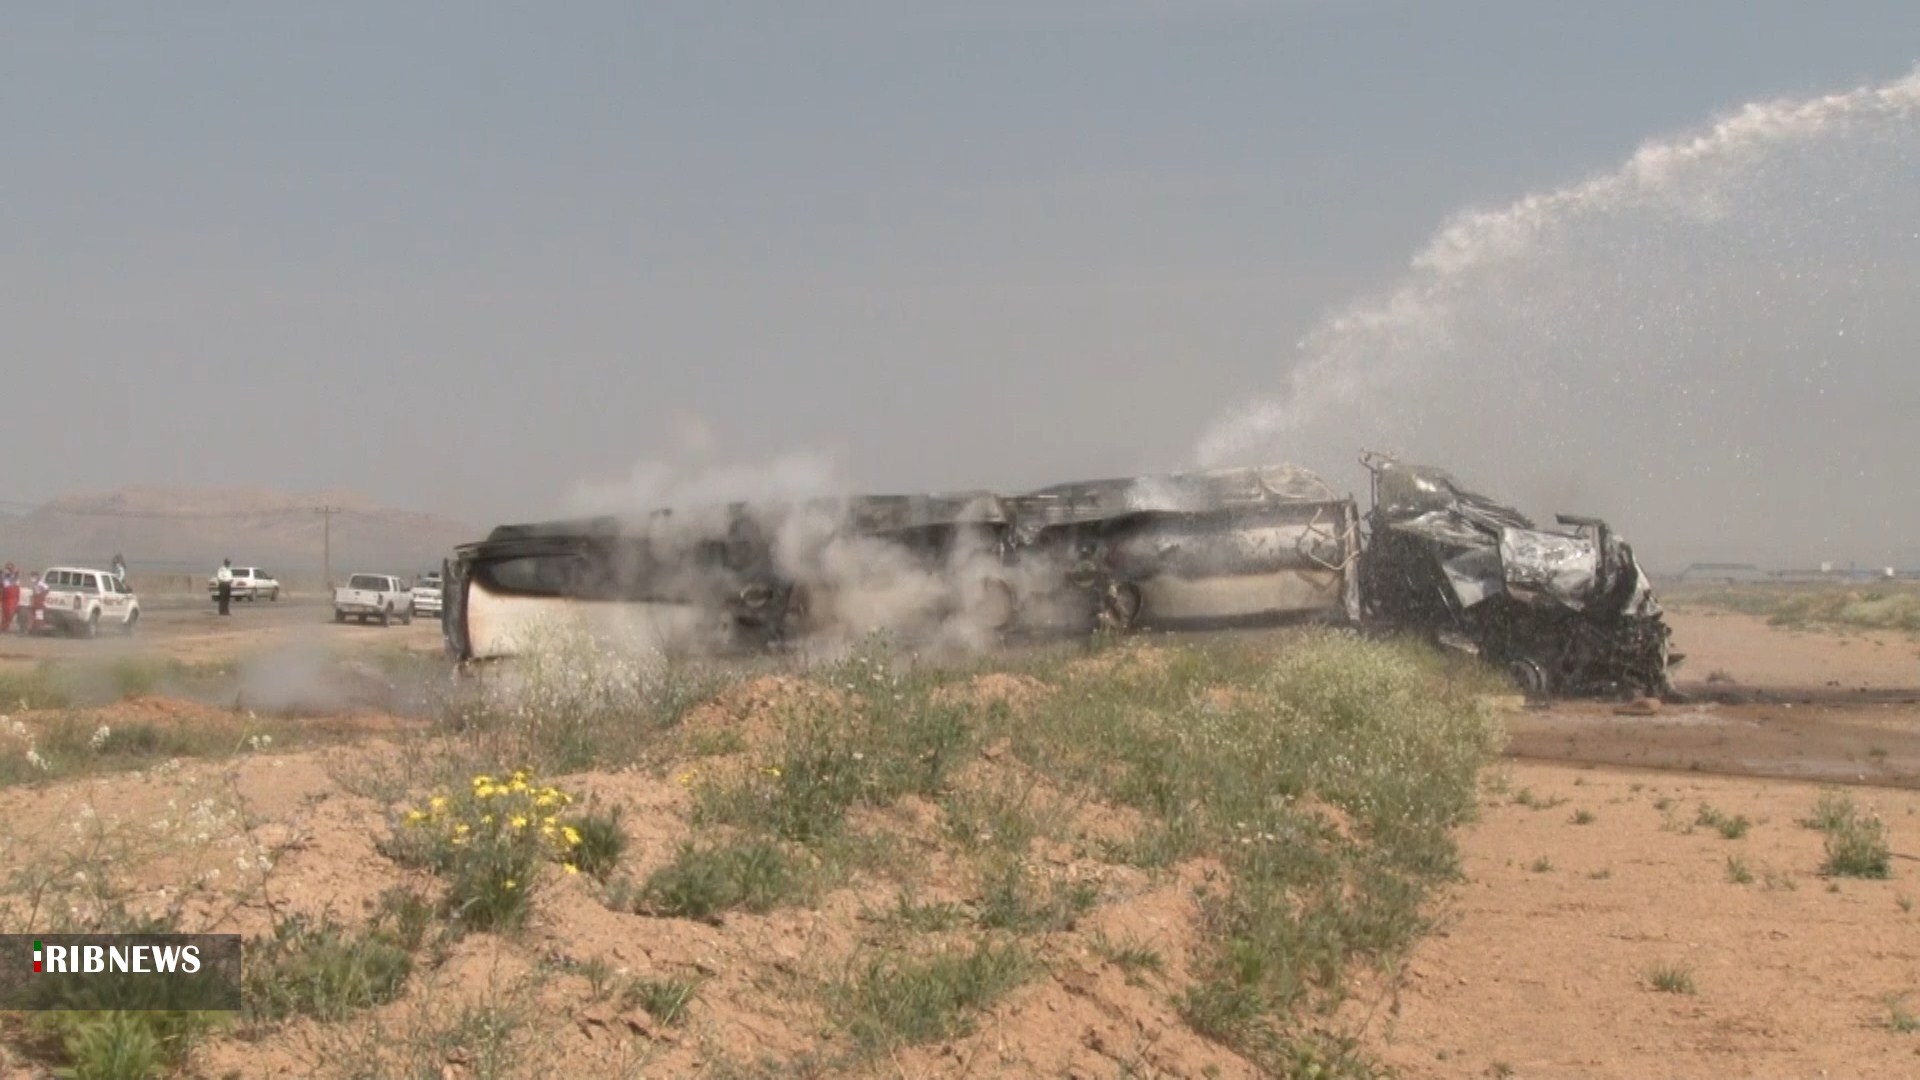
[1195,67,1920,567]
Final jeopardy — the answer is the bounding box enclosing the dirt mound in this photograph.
[933,672,1052,715]
[1062,643,1172,682]
[681,675,836,749]
[107,694,233,725]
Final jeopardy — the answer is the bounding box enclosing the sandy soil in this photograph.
[1360,760,1920,1080]
[2,600,1917,1078]
[1508,610,1920,788]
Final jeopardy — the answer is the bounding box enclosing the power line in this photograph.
[316,506,341,589]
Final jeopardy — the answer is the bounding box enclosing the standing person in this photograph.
[0,563,17,633]
[27,572,48,635]
[216,559,233,616]
[111,552,127,586]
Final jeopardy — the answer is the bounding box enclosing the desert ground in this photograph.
[1,587,1916,1079]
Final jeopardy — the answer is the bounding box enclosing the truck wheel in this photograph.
[1508,658,1552,699]
[334,609,346,623]
[401,609,412,626]
[270,589,279,602]
[1099,583,1143,631]
[85,611,100,639]
[122,611,138,636]
[381,605,392,628]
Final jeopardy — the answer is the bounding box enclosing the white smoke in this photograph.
[557,428,1037,657]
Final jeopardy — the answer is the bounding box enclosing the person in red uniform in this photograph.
[0,563,18,632]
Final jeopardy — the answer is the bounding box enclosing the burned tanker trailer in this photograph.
[440,454,1676,700]
[998,465,1363,633]
[442,492,1019,661]
[1354,452,1679,699]
[441,502,804,661]
[442,466,1365,660]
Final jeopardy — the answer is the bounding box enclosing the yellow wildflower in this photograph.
[503,878,517,890]
[404,809,426,824]
[454,823,471,835]
[562,826,582,847]
[480,815,494,825]
[472,774,494,787]
[563,863,580,875]
[510,815,529,830]
[428,795,448,812]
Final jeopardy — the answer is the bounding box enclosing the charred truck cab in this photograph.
[1356,452,1677,699]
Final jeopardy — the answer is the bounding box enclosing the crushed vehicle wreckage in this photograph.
[441,452,1677,699]
[1355,453,1678,699]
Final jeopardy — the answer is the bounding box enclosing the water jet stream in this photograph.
[1198,68,1920,567]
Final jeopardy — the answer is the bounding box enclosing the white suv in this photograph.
[29,567,141,637]
[208,566,281,602]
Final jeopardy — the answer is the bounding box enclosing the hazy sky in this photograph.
[6,3,1918,565]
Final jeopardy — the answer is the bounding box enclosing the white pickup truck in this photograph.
[410,571,443,619]
[21,567,141,637]
[332,573,414,626]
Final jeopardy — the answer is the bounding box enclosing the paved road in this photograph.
[1,595,445,666]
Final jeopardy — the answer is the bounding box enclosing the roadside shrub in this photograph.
[623,976,702,1026]
[386,769,585,930]
[22,901,223,1080]
[569,805,628,881]
[1800,789,1856,832]
[1696,804,1751,839]
[1822,808,1893,879]
[838,939,1032,1050]
[443,621,721,773]
[0,665,70,711]
[631,838,798,922]
[696,646,973,842]
[244,896,426,1023]
[1646,964,1697,994]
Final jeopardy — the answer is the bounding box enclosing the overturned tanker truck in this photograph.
[441,453,1676,698]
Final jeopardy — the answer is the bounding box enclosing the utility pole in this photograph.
[315,506,340,590]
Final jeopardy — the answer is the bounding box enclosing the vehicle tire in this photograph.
[85,611,100,639]
[270,589,279,602]
[334,609,346,623]
[1508,657,1552,699]
[401,610,412,626]
[1100,582,1143,631]
[381,605,392,628]
[122,611,138,636]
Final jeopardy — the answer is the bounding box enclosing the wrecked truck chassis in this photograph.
[441,455,1677,700]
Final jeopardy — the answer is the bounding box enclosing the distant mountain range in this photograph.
[0,488,477,582]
